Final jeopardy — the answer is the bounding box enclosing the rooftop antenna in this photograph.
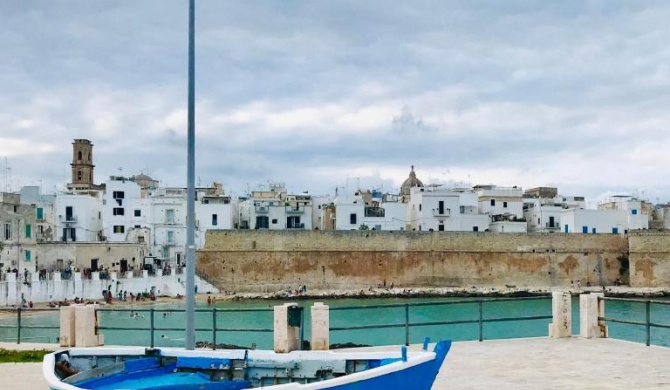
[184,0,196,350]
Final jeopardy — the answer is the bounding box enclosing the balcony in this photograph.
[285,206,305,214]
[255,205,269,214]
[545,222,560,229]
[432,208,451,217]
[287,223,305,229]
[62,215,77,224]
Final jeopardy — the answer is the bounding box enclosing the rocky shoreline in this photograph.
[203,286,670,302]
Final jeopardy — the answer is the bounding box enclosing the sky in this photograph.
[1,1,670,204]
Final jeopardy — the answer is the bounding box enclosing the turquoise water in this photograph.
[1,297,668,348]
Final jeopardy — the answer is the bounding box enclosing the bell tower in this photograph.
[67,139,96,191]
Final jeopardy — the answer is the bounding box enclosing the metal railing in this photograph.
[95,297,551,348]
[330,297,551,345]
[0,308,61,344]
[598,297,670,347]
[0,297,553,348]
[96,307,274,349]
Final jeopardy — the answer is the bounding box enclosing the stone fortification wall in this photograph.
[628,232,670,287]
[198,231,630,292]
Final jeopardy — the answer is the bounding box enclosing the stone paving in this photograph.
[1,337,669,389]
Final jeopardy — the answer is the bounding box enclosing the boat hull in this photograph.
[44,341,451,390]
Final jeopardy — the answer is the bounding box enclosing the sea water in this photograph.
[1,296,668,348]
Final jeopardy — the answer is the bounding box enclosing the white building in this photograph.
[334,190,406,231]
[54,191,103,242]
[475,185,524,219]
[102,177,142,242]
[406,186,489,232]
[241,183,313,230]
[560,209,628,234]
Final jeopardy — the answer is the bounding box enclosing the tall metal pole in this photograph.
[185,0,196,350]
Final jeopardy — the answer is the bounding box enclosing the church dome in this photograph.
[401,165,424,196]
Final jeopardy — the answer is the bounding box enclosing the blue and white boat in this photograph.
[43,340,451,390]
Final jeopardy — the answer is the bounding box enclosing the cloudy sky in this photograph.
[1,1,670,203]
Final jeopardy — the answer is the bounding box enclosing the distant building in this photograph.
[66,139,104,192]
[333,189,405,231]
[406,186,489,232]
[240,183,313,230]
[400,166,424,202]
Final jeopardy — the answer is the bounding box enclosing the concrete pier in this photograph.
[2,337,669,389]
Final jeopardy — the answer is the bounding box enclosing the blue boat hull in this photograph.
[44,340,451,390]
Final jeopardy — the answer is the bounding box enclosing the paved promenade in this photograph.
[1,337,669,389]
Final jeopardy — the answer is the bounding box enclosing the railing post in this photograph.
[212,308,217,350]
[17,308,22,344]
[645,300,651,347]
[150,308,155,348]
[478,300,483,342]
[404,303,410,346]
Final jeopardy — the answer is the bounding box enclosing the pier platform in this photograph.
[1,337,668,389]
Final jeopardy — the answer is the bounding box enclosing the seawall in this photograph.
[197,231,650,292]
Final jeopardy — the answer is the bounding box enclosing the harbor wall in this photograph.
[197,231,638,292]
[628,232,670,287]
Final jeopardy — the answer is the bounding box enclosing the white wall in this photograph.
[560,209,628,234]
[0,271,219,306]
[103,179,142,242]
[55,192,103,242]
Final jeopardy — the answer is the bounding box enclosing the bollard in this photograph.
[580,293,607,339]
[274,302,300,353]
[548,291,572,338]
[311,302,330,350]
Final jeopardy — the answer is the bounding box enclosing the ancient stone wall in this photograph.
[628,232,670,287]
[198,231,632,292]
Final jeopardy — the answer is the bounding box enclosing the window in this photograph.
[582,226,588,234]
[113,191,125,199]
[113,208,125,216]
[4,223,11,240]
[438,201,444,214]
[272,218,278,224]
[134,209,141,217]
[350,213,357,224]
[255,216,269,229]
[438,224,445,231]
[113,225,125,234]
[77,170,82,181]
[167,230,175,244]
[212,214,218,226]
[25,250,31,261]
[36,207,43,220]
[473,226,479,232]
[612,227,619,234]
[490,199,496,206]
[138,235,145,244]
[503,201,508,208]
[631,209,638,215]
[419,204,422,211]
[25,224,31,238]
[77,151,82,160]
[134,225,141,229]
[65,206,73,220]
[166,209,175,224]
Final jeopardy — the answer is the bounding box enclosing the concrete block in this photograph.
[74,304,104,347]
[59,305,76,347]
[548,291,572,338]
[580,293,607,338]
[274,302,299,353]
[311,302,329,350]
